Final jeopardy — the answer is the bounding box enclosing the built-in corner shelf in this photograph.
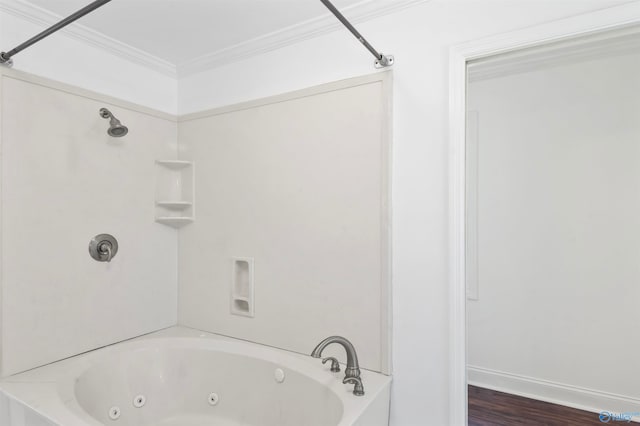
[155,160,192,169]
[156,201,193,210]
[155,160,194,228]
[155,217,194,227]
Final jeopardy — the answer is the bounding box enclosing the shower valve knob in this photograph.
[89,234,118,262]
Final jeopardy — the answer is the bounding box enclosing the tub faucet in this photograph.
[311,336,364,396]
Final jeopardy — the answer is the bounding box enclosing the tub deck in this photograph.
[0,326,391,426]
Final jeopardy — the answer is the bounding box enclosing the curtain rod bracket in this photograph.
[320,0,394,69]
[0,52,14,68]
[375,54,394,69]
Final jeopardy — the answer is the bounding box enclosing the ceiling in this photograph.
[9,0,416,75]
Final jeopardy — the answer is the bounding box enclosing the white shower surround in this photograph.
[0,66,391,377]
[0,68,179,377]
[0,327,391,426]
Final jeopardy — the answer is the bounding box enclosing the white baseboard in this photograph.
[467,365,640,423]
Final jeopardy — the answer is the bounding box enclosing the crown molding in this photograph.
[176,0,429,77]
[1,0,428,79]
[467,21,640,82]
[0,0,177,77]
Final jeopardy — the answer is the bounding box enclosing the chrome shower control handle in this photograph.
[98,242,113,262]
[89,234,118,262]
[322,357,341,372]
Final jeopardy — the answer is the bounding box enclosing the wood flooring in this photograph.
[468,385,609,426]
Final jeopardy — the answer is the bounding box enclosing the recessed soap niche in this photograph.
[231,258,254,317]
[155,160,195,227]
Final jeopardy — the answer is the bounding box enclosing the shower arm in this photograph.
[319,0,393,68]
[0,0,112,67]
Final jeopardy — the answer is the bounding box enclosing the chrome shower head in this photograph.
[99,108,128,138]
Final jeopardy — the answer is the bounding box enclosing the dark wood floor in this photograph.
[468,385,606,426]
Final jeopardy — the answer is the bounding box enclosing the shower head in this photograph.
[99,108,128,137]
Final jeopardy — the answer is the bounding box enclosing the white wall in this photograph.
[466,50,640,407]
[0,70,178,375]
[178,1,629,425]
[0,10,177,115]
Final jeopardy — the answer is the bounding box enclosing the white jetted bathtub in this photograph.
[0,327,391,426]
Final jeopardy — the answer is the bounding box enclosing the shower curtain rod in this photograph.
[320,0,393,68]
[0,0,112,67]
[0,0,393,69]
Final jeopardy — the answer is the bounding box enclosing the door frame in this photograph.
[448,3,640,424]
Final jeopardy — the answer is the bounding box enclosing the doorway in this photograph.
[449,4,640,425]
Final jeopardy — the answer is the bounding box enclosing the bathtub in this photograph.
[0,327,391,426]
